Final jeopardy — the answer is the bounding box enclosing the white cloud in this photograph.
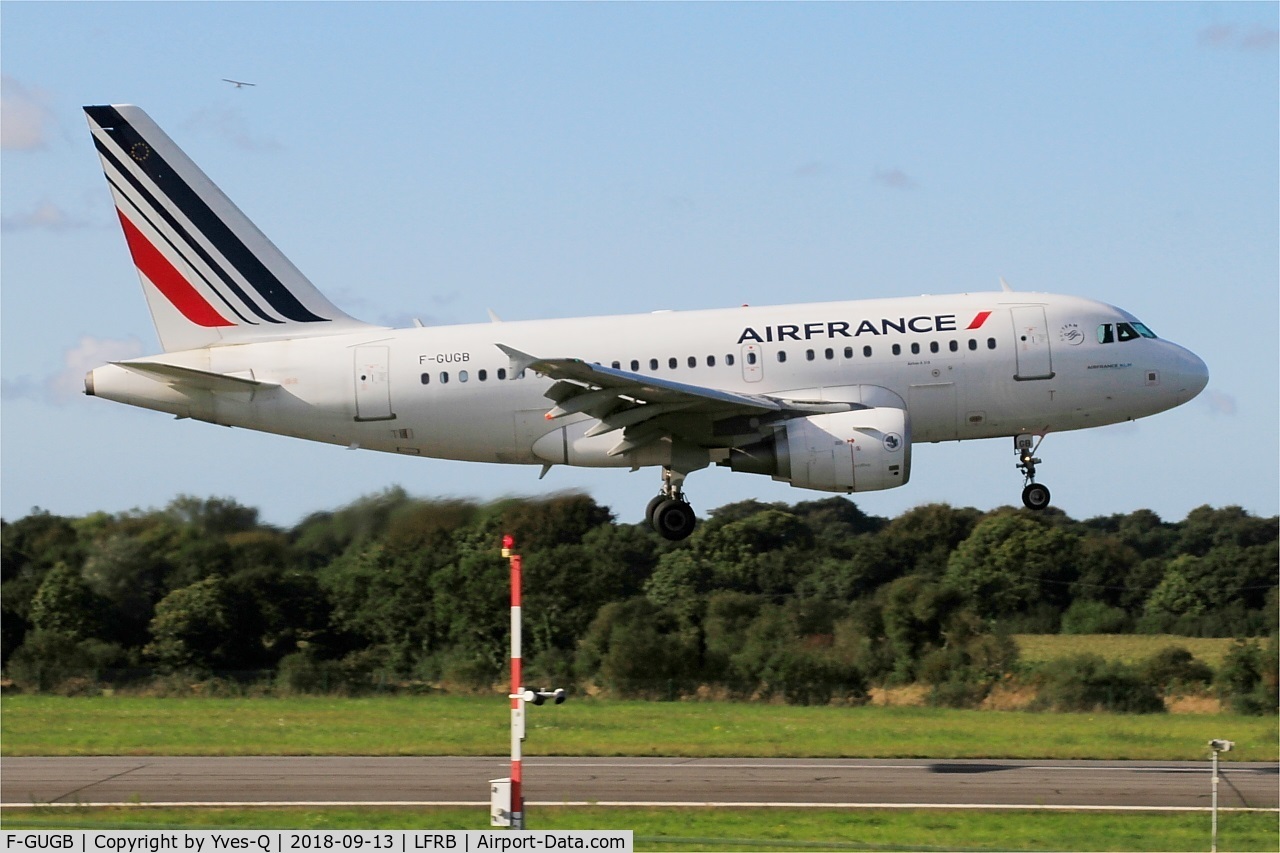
[49,336,147,403]
[1,200,89,232]
[1203,390,1237,416]
[0,76,56,151]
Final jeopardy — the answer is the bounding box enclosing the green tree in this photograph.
[944,512,1079,620]
[2,511,85,664]
[1142,555,1209,619]
[1033,654,1165,713]
[1177,505,1276,557]
[144,576,244,670]
[874,503,984,579]
[1139,646,1213,694]
[28,562,108,640]
[575,598,695,697]
[877,575,969,682]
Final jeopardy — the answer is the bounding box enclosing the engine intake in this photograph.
[722,407,911,493]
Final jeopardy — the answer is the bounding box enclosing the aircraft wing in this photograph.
[498,344,854,456]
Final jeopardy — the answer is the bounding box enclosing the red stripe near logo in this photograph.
[116,210,233,328]
[966,310,993,330]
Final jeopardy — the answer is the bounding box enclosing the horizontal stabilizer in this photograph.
[112,361,277,393]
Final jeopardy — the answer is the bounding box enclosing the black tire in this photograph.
[653,499,697,541]
[645,494,667,530]
[1022,483,1051,511]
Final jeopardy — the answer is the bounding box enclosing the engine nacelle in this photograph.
[721,407,911,493]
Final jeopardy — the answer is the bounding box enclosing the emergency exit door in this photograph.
[354,346,396,421]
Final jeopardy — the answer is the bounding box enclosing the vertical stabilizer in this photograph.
[85,105,382,352]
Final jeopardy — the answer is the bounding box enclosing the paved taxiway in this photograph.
[3,757,1277,810]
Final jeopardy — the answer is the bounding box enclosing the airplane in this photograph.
[82,104,1210,541]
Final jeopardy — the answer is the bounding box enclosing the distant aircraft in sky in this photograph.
[82,105,1209,540]
[221,79,256,89]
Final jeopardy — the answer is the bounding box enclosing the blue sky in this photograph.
[3,2,1277,528]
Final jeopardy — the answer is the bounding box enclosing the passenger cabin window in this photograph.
[688,356,697,368]
[630,359,640,371]
[863,345,872,357]
[498,368,507,380]
[707,355,716,367]
[745,352,756,365]
[726,353,736,366]
[777,351,788,363]
[668,357,678,370]
[420,373,430,385]
[649,358,659,370]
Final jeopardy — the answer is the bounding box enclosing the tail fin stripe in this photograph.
[88,106,329,324]
[116,209,234,328]
[95,135,274,325]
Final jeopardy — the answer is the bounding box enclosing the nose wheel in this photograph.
[646,468,697,541]
[1021,482,1051,510]
[1016,435,1051,511]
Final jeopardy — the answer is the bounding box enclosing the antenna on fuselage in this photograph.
[1000,277,1014,292]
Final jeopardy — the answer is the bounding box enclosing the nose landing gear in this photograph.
[646,467,697,541]
[1016,435,1051,511]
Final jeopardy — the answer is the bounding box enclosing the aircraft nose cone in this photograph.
[1175,347,1209,403]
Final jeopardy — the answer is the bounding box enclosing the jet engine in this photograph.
[721,407,911,493]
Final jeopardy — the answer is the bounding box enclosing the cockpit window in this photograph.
[1097,321,1158,344]
[1116,322,1140,342]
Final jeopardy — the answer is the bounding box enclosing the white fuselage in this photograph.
[90,290,1208,480]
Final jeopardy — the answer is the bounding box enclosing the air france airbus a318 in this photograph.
[82,105,1209,540]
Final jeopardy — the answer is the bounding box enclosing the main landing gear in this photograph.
[646,467,697,541]
[1016,435,1051,511]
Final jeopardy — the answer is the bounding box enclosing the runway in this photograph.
[3,757,1277,810]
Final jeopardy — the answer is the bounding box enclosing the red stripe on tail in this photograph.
[116,210,233,328]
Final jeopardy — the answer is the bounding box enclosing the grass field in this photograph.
[1012,634,1247,667]
[3,695,1275,761]
[2,805,1277,851]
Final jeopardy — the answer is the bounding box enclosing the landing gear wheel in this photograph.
[1022,482,1051,511]
[645,494,667,529]
[652,499,697,541]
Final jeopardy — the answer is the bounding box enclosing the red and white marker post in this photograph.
[491,535,566,830]
[503,534,525,829]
